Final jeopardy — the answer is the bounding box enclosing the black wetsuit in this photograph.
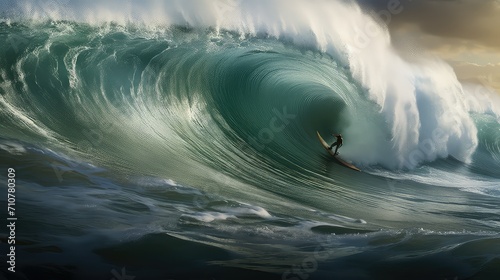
[329,135,343,154]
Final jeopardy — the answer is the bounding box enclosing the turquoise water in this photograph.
[1,1,500,279]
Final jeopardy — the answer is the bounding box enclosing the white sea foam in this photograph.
[181,212,236,223]
[0,140,26,155]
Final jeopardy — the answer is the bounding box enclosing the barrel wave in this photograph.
[2,22,499,172]
[0,0,499,279]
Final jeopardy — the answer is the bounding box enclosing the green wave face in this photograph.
[0,23,372,171]
[1,22,499,187]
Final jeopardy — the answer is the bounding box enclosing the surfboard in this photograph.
[316,131,361,172]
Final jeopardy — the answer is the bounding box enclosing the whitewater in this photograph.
[0,0,499,279]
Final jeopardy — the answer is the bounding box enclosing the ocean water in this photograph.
[1,1,499,279]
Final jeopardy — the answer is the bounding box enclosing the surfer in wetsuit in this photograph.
[328,133,342,155]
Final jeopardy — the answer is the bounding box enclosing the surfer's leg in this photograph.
[328,141,338,150]
[334,145,339,155]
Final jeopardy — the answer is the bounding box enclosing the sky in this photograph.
[356,0,500,92]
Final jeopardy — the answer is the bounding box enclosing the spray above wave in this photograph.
[2,0,499,171]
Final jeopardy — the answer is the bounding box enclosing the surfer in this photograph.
[328,133,342,155]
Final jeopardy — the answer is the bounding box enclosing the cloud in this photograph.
[358,0,500,51]
[357,0,500,91]
[451,62,500,92]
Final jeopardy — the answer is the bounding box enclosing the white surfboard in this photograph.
[316,131,361,172]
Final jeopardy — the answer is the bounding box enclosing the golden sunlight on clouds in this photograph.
[452,62,500,93]
[361,0,500,93]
